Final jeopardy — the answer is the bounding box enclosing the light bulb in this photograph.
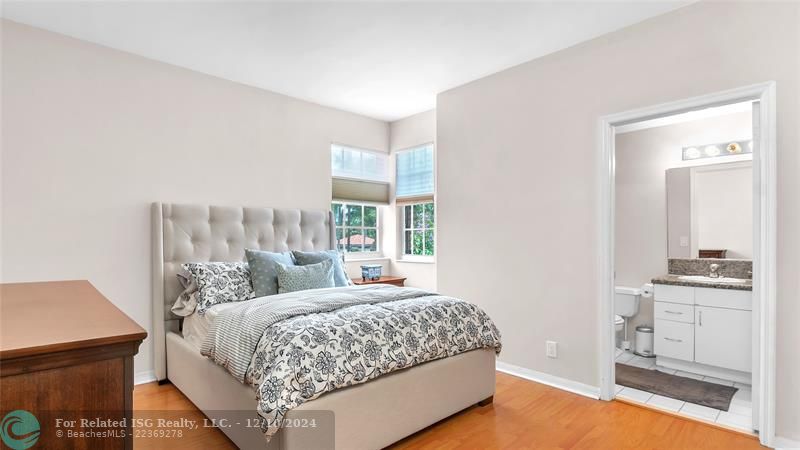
[726,142,742,153]
[684,147,701,159]
[704,145,720,157]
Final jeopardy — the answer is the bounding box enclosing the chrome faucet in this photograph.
[709,263,720,278]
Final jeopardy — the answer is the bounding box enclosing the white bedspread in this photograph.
[182,302,240,350]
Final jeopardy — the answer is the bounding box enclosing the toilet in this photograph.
[615,286,641,348]
[614,315,625,331]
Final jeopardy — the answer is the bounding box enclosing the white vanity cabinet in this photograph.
[694,305,751,372]
[654,284,752,381]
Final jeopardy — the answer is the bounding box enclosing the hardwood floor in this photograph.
[133,372,763,449]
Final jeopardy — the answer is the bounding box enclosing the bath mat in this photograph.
[616,363,738,411]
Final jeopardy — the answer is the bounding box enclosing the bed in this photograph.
[151,202,498,449]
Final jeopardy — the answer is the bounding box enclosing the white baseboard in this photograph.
[496,361,600,400]
[775,436,800,449]
[134,370,157,386]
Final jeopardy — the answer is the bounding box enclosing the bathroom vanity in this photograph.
[652,275,752,384]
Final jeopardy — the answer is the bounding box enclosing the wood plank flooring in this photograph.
[133,372,763,449]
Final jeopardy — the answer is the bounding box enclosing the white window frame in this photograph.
[401,201,435,261]
[332,201,382,257]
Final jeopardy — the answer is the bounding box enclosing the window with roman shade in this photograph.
[395,144,434,200]
[331,144,390,204]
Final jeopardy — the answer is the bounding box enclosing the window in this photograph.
[332,202,379,253]
[396,144,434,198]
[402,202,434,257]
[331,144,389,182]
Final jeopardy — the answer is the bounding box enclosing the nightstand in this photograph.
[352,276,407,287]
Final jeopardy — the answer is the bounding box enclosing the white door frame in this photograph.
[596,82,777,447]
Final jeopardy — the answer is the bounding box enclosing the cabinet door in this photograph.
[694,306,751,373]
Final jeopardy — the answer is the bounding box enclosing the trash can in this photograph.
[634,325,655,358]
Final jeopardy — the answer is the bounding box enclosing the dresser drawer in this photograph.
[695,287,752,311]
[654,319,694,361]
[654,301,694,323]
[653,284,694,305]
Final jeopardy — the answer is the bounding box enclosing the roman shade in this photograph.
[396,144,434,201]
[331,144,390,204]
[332,178,390,204]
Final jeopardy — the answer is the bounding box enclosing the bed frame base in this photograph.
[166,332,496,450]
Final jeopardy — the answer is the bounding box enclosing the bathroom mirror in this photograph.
[666,161,753,259]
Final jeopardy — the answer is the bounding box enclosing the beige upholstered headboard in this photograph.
[151,202,336,381]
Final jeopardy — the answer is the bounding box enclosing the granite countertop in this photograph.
[652,274,752,291]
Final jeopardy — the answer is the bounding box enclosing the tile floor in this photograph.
[614,350,754,433]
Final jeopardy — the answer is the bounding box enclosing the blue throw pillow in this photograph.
[245,249,295,297]
[292,250,349,287]
[276,259,335,294]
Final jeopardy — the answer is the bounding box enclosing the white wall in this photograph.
[615,111,752,332]
[0,20,389,380]
[694,165,753,259]
[387,110,437,291]
[436,2,799,440]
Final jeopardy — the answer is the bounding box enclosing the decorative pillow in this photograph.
[171,283,198,317]
[276,259,335,294]
[245,249,295,297]
[182,262,255,314]
[292,250,349,287]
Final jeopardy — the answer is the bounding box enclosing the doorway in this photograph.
[596,83,776,447]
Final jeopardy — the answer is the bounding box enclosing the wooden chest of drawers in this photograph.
[0,281,146,449]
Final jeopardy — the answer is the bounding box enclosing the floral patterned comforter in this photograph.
[237,288,502,440]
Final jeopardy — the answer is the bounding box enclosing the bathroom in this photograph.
[612,101,754,432]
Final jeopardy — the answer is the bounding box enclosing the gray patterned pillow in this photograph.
[292,250,349,287]
[276,259,335,294]
[182,262,255,314]
[245,249,295,298]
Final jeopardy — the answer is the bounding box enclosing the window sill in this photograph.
[396,258,435,265]
[345,256,390,263]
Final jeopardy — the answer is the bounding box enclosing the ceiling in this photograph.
[1,1,689,121]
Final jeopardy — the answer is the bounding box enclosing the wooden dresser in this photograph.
[0,281,146,450]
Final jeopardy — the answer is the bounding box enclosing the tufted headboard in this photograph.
[151,202,336,381]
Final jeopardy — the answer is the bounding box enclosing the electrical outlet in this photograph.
[546,341,558,358]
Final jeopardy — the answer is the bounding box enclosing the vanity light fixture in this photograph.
[682,139,752,161]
